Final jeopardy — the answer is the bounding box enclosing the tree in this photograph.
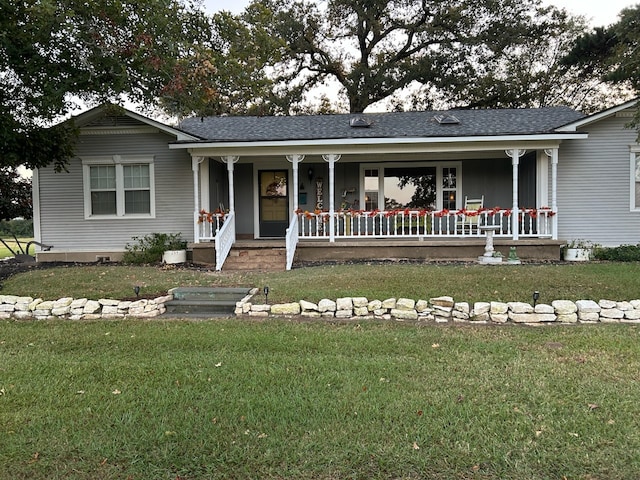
[563,5,640,103]
[245,0,613,113]
[0,0,214,219]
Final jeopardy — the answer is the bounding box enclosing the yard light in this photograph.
[532,290,540,307]
[264,286,269,304]
[134,285,141,298]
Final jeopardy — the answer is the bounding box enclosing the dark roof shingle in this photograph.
[178,107,585,143]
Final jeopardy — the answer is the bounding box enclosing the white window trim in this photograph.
[631,146,640,212]
[359,161,462,210]
[82,155,156,219]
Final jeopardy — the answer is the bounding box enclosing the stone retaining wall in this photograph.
[2,293,640,324]
[0,295,172,320]
[236,296,640,325]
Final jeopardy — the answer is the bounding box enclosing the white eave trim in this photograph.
[170,133,588,152]
[557,99,638,132]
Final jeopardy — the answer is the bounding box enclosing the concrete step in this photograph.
[223,247,286,271]
[165,287,255,316]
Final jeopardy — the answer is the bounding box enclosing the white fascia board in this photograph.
[557,99,639,131]
[121,111,200,141]
[170,133,587,156]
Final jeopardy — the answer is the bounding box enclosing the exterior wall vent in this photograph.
[434,113,460,125]
[349,116,372,128]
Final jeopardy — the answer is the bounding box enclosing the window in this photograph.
[83,156,155,218]
[361,162,460,211]
[632,149,640,211]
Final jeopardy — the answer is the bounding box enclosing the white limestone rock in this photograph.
[83,300,101,314]
[70,298,88,309]
[474,302,491,315]
[381,298,397,309]
[576,300,600,313]
[490,313,509,323]
[300,300,318,312]
[396,298,416,311]
[454,302,470,314]
[368,300,382,312]
[430,296,454,308]
[534,304,554,314]
[336,297,353,311]
[391,309,418,321]
[578,312,600,323]
[491,302,508,314]
[624,309,640,320]
[0,295,18,304]
[270,303,301,315]
[251,304,271,312]
[557,313,578,323]
[318,299,337,313]
[354,306,369,316]
[415,300,430,313]
[508,302,534,314]
[617,301,633,311]
[352,297,368,308]
[552,300,577,315]
[98,298,120,306]
[600,308,624,319]
[598,299,617,309]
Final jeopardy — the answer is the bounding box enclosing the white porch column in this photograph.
[545,148,559,240]
[286,154,305,212]
[221,155,239,213]
[322,154,341,242]
[506,149,526,240]
[192,156,205,243]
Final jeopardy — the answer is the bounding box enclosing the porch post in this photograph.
[286,154,305,212]
[506,149,526,240]
[545,148,559,240]
[192,156,204,243]
[221,156,239,213]
[322,154,341,242]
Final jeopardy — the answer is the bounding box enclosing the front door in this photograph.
[259,170,289,237]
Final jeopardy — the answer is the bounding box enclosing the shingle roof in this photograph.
[178,107,585,143]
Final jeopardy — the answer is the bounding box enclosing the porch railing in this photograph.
[285,214,299,271]
[197,210,226,241]
[296,207,555,239]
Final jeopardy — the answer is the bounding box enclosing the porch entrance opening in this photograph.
[259,170,289,237]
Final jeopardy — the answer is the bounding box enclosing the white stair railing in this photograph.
[215,212,235,271]
[285,214,299,271]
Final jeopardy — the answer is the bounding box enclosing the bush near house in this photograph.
[593,244,640,262]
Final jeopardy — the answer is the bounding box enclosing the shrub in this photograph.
[593,244,640,262]
[122,233,187,264]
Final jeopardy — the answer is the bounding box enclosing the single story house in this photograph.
[33,99,639,269]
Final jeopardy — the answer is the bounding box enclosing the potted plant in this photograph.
[563,239,596,262]
[161,233,188,264]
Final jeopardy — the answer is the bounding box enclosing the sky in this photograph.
[202,0,638,26]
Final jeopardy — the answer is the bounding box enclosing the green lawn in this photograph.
[2,262,640,305]
[0,237,32,259]
[1,320,639,479]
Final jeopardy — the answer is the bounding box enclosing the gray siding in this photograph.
[37,131,194,251]
[557,113,640,246]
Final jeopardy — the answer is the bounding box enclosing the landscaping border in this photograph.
[2,292,640,324]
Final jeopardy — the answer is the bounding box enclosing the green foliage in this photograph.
[0,218,33,237]
[593,244,640,262]
[0,0,213,172]
[122,233,187,265]
[0,168,32,221]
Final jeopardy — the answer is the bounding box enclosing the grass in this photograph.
[1,319,639,479]
[0,237,32,259]
[2,262,640,304]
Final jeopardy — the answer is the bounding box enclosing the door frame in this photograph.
[253,165,292,238]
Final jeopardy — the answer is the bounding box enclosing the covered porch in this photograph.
[184,145,564,270]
